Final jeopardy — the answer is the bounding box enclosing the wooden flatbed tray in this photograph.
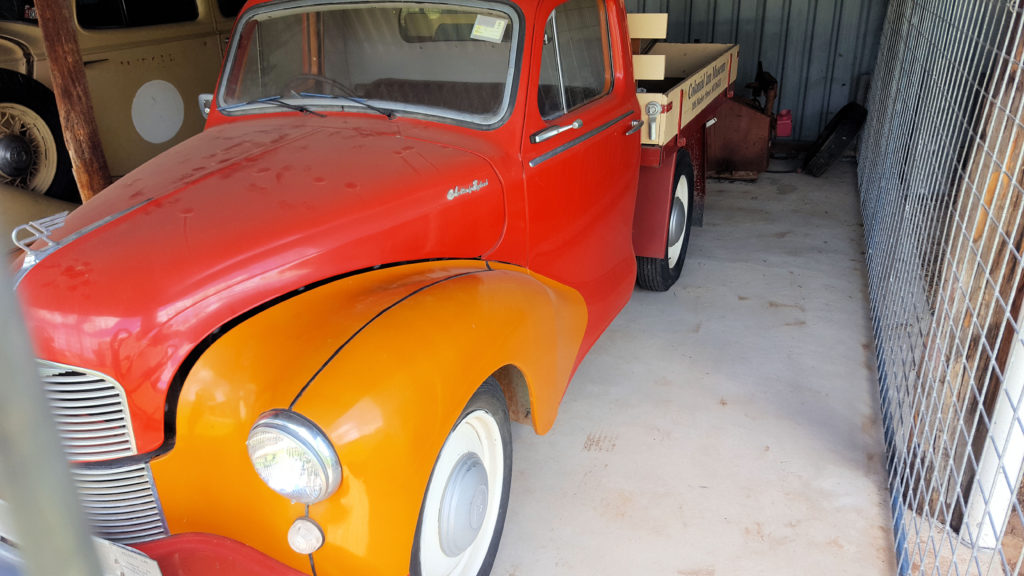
[628,14,738,146]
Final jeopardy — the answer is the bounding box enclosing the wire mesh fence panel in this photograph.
[860,0,1024,574]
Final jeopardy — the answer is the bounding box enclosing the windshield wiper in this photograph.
[221,95,326,117]
[296,91,394,119]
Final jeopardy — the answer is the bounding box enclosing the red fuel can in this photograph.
[776,109,793,138]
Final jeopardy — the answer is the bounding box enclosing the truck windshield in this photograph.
[219,1,519,126]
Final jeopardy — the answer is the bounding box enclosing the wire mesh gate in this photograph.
[860,0,1024,574]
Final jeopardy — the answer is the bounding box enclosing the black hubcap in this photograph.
[0,133,33,178]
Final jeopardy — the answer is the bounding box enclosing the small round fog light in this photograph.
[288,517,324,555]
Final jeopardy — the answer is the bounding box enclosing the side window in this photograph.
[77,0,199,29]
[537,0,611,120]
[217,0,246,19]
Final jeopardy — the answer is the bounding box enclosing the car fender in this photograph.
[633,139,683,259]
[150,259,587,574]
[0,36,33,77]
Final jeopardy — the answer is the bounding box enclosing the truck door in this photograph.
[522,0,641,350]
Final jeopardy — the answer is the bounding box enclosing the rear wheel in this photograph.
[0,71,77,201]
[411,378,512,576]
[637,151,694,291]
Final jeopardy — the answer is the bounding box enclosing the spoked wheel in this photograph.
[0,103,59,193]
[637,150,694,291]
[0,71,76,201]
[412,378,512,576]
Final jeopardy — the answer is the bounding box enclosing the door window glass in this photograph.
[221,2,518,126]
[77,0,199,29]
[536,0,611,120]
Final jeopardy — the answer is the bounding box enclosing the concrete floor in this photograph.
[491,160,896,575]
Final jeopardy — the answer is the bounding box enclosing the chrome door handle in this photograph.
[626,119,644,136]
[531,119,583,143]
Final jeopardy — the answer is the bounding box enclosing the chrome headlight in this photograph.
[246,410,341,504]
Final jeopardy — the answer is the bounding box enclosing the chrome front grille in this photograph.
[36,360,166,544]
[72,465,168,544]
[37,360,136,461]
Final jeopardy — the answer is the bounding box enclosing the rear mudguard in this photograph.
[150,259,587,575]
[633,139,683,259]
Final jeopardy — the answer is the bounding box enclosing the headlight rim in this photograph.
[247,409,342,504]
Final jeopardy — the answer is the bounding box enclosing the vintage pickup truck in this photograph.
[7,0,736,574]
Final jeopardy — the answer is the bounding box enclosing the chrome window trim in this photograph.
[550,12,567,116]
[537,0,615,122]
[218,0,522,128]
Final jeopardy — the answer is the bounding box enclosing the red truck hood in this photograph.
[15,115,505,455]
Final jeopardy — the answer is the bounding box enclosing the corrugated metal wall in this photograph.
[624,0,888,140]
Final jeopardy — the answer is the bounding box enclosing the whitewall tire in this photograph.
[412,378,512,576]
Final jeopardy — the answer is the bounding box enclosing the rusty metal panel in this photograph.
[706,99,770,175]
[625,0,887,141]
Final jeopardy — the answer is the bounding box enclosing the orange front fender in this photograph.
[296,263,586,574]
[150,260,586,575]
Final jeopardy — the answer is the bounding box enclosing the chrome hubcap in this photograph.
[420,409,504,576]
[667,171,689,268]
[0,102,58,193]
[668,195,686,248]
[439,453,489,557]
[0,133,32,178]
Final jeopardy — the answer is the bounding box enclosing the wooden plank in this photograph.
[627,13,668,39]
[34,0,110,201]
[650,42,733,78]
[632,54,666,80]
[635,43,738,146]
[707,170,759,181]
[680,45,738,127]
[919,10,1024,532]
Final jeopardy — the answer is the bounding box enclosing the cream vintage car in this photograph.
[0,0,242,201]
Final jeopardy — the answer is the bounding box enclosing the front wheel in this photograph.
[0,71,77,201]
[411,378,512,576]
[637,150,694,291]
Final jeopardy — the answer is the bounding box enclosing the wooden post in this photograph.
[916,0,1024,538]
[33,0,111,202]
